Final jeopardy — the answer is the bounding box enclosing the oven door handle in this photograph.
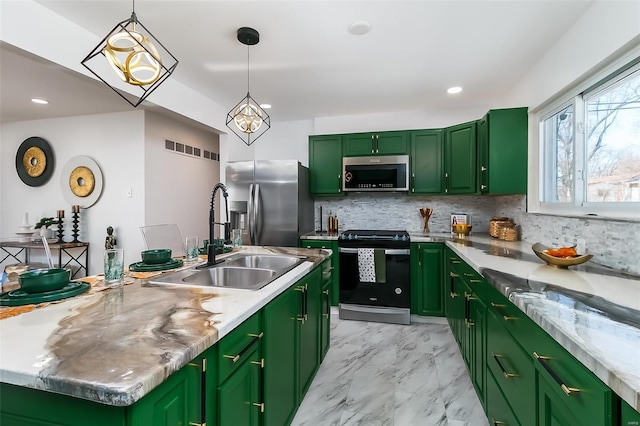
[338,247,410,255]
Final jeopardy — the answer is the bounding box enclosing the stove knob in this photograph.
[393,234,400,241]
[402,235,408,241]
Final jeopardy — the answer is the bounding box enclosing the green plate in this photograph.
[0,281,90,307]
[129,258,183,272]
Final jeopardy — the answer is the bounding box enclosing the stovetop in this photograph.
[339,230,410,241]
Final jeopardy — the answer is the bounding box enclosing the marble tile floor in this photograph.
[292,311,489,426]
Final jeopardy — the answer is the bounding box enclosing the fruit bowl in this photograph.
[141,249,172,264]
[532,243,593,268]
[19,268,71,293]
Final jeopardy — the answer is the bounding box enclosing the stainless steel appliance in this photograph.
[342,155,410,192]
[338,230,411,324]
[226,160,314,247]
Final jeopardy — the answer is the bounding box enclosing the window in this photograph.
[536,58,640,219]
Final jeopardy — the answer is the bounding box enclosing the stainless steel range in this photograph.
[338,230,411,325]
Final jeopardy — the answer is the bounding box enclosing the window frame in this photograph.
[529,45,640,221]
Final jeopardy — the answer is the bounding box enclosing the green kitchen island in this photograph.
[0,246,332,426]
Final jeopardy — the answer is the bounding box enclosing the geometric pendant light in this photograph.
[226,27,271,146]
[81,0,178,108]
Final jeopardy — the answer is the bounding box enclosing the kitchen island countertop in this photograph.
[0,246,330,407]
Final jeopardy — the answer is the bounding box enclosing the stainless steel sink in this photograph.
[223,254,302,270]
[149,253,305,290]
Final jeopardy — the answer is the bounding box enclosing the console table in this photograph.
[0,241,90,279]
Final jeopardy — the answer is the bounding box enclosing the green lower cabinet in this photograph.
[300,239,339,306]
[486,369,521,426]
[0,382,126,426]
[263,286,299,426]
[487,310,535,426]
[218,347,261,426]
[468,291,486,406]
[298,267,322,400]
[621,400,640,426]
[537,371,582,426]
[320,259,332,361]
[410,243,444,316]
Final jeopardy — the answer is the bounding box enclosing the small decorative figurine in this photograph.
[56,209,65,243]
[71,205,81,242]
[105,226,117,250]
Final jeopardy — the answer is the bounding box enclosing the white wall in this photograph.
[144,111,221,244]
[1,111,146,271]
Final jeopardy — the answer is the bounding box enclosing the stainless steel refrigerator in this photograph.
[226,160,314,247]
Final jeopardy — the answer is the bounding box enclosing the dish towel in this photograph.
[358,248,376,283]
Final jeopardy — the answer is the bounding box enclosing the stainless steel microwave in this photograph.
[342,155,410,192]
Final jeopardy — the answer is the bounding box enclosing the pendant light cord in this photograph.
[247,44,250,94]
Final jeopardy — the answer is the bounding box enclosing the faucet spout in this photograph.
[199,182,231,268]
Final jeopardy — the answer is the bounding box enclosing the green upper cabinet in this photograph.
[444,121,477,194]
[477,107,528,194]
[409,129,443,194]
[343,131,409,156]
[308,134,344,196]
[410,243,444,316]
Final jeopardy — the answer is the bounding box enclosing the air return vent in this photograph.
[165,139,217,161]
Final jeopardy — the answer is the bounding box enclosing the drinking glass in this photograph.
[185,236,199,261]
[232,229,243,247]
[104,249,124,287]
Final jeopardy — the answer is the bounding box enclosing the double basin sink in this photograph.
[150,253,306,290]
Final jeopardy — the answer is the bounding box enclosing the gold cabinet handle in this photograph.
[306,245,311,249]
[323,290,329,295]
[251,358,265,368]
[464,273,475,277]
[247,332,264,339]
[491,302,506,308]
[223,354,240,363]
[253,402,265,413]
[491,420,507,425]
[481,185,487,190]
[533,352,580,395]
[450,272,459,278]
[492,353,518,378]
[469,279,482,283]
[187,358,207,372]
[451,260,460,264]
[450,292,458,298]
[188,422,205,426]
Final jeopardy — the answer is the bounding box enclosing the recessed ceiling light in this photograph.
[260,104,272,109]
[31,98,49,104]
[348,21,372,35]
[447,87,463,94]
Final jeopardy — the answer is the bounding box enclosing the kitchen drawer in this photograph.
[532,329,613,426]
[485,284,539,355]
[486,368,521,426]
[449,254,486,299]
[320,259,332,286]
[218,312,263,385]
[300,239,333,250]
[487,310,535,426]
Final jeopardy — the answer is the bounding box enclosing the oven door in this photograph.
[338,247,410,308]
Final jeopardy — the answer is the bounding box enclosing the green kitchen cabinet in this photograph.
[537,370,582,426]
[298,267,322,399]
[445,251,465,348]
[263,266,322,426]
[320,259,332,361]
[486,369,521,426]
[409,129,443,194]
[309,134,344,196]
[410,243,444,316]
[218,346,262,426]
[444,121,477,194]
[300,239,339,306]
[621,399,640,426]
[343,131,409,156]
[477,107,528,194]
[263,285,299,426]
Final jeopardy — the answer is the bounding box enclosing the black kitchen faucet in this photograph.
[200,182,231,268]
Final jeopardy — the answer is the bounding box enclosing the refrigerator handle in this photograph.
[253,183,260,245]
[248,183,254,244]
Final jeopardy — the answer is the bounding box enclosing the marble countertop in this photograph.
[300,231,339,240]
[436,234,640,413]
[0,246,330,407]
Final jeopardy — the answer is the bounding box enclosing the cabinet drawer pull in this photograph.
[533,352,581,395]
[481,184,487,190]
[464,273,475,277]
[450,292,458,298]
[491,302,506,308]
[253,402,265,413]
[503,316,518,321]
[297,317,305,323]
[306,245,311,249]
[251,358,265,368]
[248,332,263,339]
[223,354,240,363]
[327,267,334,272]
[187,358,207,372]
[451,260,461,264]
[491,420,507,425]
[492,353,518,378]
[188,422,204,426]
[469,279,482,283]
[450,272,459,278]
[323,290,329,295]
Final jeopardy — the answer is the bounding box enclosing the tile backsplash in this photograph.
[314,193,639,275]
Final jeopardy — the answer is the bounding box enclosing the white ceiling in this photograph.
[1,0,594,124]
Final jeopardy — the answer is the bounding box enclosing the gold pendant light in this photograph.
[81,0,178,107]
[226,27,271,146]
